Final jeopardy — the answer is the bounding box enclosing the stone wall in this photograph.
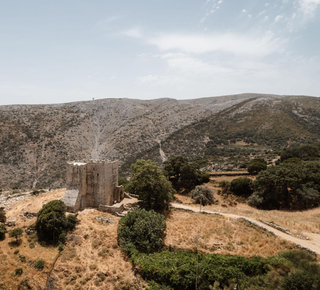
[62,160,124,212]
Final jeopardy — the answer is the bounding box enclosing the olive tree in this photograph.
[127,160,175,212]
[191,186,214,211]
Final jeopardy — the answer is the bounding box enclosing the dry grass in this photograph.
[0,189,64,290]
[165,210,294,257]
[52,209,139,290]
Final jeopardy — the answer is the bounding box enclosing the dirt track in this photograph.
[171,203,320,256]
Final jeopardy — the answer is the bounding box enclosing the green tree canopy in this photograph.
[163,156,209,193]
[127,159,174,211]
[230,177,254,197]
[117,208,166,254]
[281,144,320,162]
[35,200,78,245]
[249,161,320,210]
[247,158,267,175]
[9,228,23,241]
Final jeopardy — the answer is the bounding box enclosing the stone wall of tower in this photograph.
[62,162,87,212]
[61,160,124,212]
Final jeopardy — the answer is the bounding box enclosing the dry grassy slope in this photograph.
[1,93,320,188]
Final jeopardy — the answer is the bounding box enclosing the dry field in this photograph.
[165,210,294,257]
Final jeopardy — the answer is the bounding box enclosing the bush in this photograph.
[0,224,6,240]
[282,271,320,290]
[9,228,23,241]
[132,249,268,289]
[247,158,267,175]
[15,268,23,276]
[66,214,79,230]
[0,207,6,223]
[247,193,264,208]
[219,180,231,195]
[117,208,166,254]
[35,258,44,270]
[191,186,214,207]
[230,178,254,197]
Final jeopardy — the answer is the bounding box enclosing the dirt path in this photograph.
[171,203,320,256]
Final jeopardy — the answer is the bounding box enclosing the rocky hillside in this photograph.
[0,94,320,188]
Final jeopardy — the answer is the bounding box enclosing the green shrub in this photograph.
[191,186,214,207]
[66,214,79,230]
[230,178,254,197]
[219,180,231,195]
[35,259,44,270]
[0,224,6,240]
[132,250,269,289]
[282,271,320,290]
[117,208,166,254]
[247,158,267,175]
[0,207,6,223]
[9,228,23,241]
[15,268,23,276]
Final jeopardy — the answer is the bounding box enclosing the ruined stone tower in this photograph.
[61,160,124,212]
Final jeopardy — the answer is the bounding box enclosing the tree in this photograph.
[164,156,210,193]
[0,224,6,240]
[127,160,174,211]
[9,228,23,241]
[191,186,214,211]
[0,207,6,223]
[251,161,320,210]
[117,208,166,254]
[281,144,320,162]
[35,200,78,245]
[230,178,254,197]
[247,158,267,175]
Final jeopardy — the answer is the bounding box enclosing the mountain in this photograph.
[0,94,319,188]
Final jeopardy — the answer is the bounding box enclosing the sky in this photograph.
[0,0,320,105]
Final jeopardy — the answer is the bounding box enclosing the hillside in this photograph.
[0,94,320,188]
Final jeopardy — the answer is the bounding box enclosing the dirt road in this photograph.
[171,203,320,256]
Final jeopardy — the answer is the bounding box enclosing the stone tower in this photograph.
[61,160,124,212]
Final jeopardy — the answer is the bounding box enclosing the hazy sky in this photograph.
[1,0,320,105]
